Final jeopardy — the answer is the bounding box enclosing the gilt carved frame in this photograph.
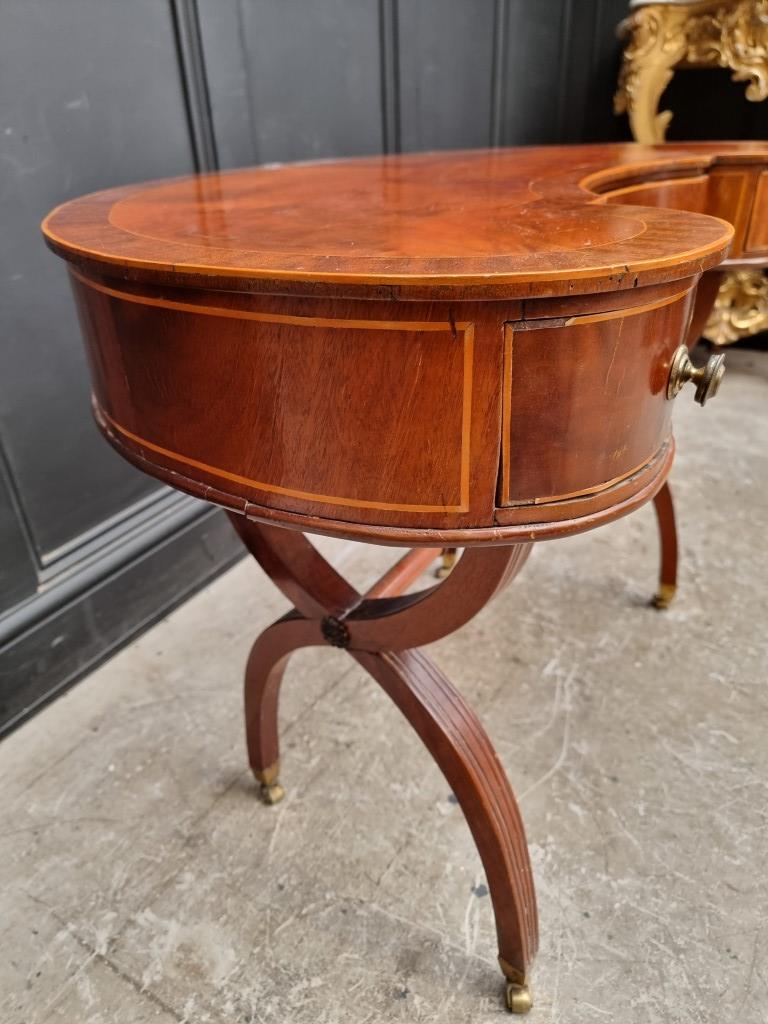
[615,0,768,344]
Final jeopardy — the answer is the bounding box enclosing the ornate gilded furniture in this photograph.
[616,0,768,343]
[42,142,768,1012]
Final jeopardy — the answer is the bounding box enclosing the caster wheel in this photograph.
[505,982,533,1014]
[259,781,285,805]
[651,582,676,610]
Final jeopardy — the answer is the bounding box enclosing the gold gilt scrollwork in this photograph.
[703,268,768,343]
[615,5,689,144]
[687,0,768,100]
[615,0,768,145]
[616,1,768,345]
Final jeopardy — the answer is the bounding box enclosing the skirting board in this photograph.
[0,506,243,736]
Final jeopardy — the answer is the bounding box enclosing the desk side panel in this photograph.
[69,274,505,533]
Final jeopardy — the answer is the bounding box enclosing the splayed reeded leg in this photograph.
[228,513,538,1011]
[652,480,678,608]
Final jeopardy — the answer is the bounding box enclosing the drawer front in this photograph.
[745,170,768,255]
[74,278,471,517]
[499,287,695,507]
[597,175,708,213]
[707,170,753,257]
[69,270,514,536]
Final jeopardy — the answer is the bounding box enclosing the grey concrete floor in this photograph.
[1,347,766,1024]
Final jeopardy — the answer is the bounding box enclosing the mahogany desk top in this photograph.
[47,141,768,296]
[42,141,768,1013]
[42,142,768,547]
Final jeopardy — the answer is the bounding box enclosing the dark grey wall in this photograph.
[0,0,243,734]
[198,0,632,166]
[2,0,764,734]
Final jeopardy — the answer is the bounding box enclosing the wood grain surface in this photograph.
[44,141,768,543]
[44,141,768,299]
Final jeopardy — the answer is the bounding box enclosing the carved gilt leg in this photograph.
[703,269,768,346]
[614,6,689,145]
[227,513,538,1012]
[616,4,768,346]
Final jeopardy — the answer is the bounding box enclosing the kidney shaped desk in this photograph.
[43,142,768,1012]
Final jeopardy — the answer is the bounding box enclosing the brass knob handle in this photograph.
[666,346,725,405]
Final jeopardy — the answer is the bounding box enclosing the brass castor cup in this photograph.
[651,582,677,610]
[259,781,285,805]
[255,762,285,805]
[505,981,533,1014]
[500,958,533,1014]
[434,548,458,579]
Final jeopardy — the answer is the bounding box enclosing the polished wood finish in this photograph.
[75,273,686,543]
[745,170,768,254]
[499,286,694,507]
[363,547,441,599]
[686,270,725,346]
[46,142,768,298]
[45,142,768,545]
[43,142,766,1012]
[652,482,679,608]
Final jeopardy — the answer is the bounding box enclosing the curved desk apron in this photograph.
[43,141,768,1013]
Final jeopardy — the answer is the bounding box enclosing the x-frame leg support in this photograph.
[228,514,538,1012]
[227,477,676,1012]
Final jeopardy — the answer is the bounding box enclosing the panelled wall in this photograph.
[2,0,765,734]
[0,0,241,734]
[197,0,633,167]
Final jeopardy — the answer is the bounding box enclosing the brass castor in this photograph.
[651,582,676,610]
[505,982,533,1014]
[434,547,458,579]
[254,761,284,805]
[259,781,285,805]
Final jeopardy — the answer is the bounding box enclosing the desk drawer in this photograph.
[498,286,695,508]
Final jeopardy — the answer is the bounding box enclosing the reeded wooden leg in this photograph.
[652,481,678,609]
[243,612,320,803]
[615,5,687,144]
[356,647,537,1005]
[228,513,537,1011]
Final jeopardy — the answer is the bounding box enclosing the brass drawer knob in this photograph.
[667,345,725,405]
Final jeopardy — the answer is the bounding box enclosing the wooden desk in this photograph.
[43,141,768,1013]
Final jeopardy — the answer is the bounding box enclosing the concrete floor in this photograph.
[1,346,766,1024]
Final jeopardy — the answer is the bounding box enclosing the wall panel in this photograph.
[0,0,243,734]
[398,0,498,152]
[199,0,385,166]
[0,0,197,559]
